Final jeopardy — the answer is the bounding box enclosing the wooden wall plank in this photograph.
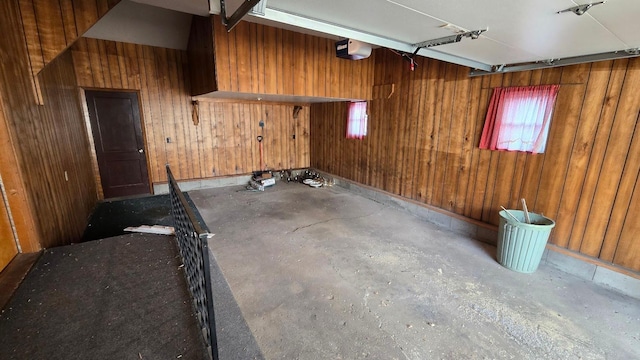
[105,41,122,88]
[442,66,470,212]
[613,160,640,270]
[425,61,446,203]
[166,48,187,178]
[86,38,106,88]
[70,37,92,87]
[235,23,251,95]
[213,105,225,175]
[274,105,284,169]
[314,37,325,98]
[227,27,239,93]
[263,25,278,96]
[96,0,110,18]
[300,107,310,168]
[601,111,640,261]
[250,104,260,171]
[415,59,438,203]
[115,42,129,89]
[254,24,265,95]
[19,0,45,75]
[212,17,231,93]
[275,29,284,96]
[248,23,260,94]
[33,0,66,64]
[292,32,305,97]
[455,75,482,214]
[243,103,254,172]
[463,76,491,218]
[138,44,159,182]
[58,0,78,43]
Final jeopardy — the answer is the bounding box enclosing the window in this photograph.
[346,101,368,139]
[479,85,559,154]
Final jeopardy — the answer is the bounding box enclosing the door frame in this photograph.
[79,88,152,199]
[0,171,20,272]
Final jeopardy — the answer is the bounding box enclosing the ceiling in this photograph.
[85,0,640,71]
[84,1,192,50]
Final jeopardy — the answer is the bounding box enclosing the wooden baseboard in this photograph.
[546,244,640,280]
[0,252,41,310]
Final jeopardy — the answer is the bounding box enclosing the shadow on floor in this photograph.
[81,195,173,242]
[81,193,206,243]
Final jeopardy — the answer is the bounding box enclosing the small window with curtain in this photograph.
[346,101,368,139]
[479,85,559,154]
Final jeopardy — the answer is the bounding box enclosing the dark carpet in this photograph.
[0,233,208,360]
[82,195,173,242]
[81,193,205,242]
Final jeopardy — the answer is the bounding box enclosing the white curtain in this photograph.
[480,85,559,153]
[346,101,368,139]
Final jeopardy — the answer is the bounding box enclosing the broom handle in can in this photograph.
[521,198,531,224]
[501,206,521,223]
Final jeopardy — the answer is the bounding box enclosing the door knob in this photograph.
[138,149,144,153]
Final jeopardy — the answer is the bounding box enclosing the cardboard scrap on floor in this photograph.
[124,225,175,235]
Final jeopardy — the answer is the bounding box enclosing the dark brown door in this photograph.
[86,91,150,198]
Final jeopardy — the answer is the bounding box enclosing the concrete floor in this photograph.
[189,183,640,360]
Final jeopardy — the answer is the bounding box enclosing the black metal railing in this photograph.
[167,165,218,360]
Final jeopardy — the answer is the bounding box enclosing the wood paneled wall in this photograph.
[36,51,98,247]
[196,101,310,174]
[0,0,99,250]
[188,16,217,96]
[189,15,375,99]
[18,0,120,77]
[71,38,310,185]
[311,49,640,273]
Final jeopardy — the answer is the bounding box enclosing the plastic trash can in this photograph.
[497,210,555,273]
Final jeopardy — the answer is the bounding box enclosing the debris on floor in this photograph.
[299,170,333,188]
[124,225,175,235]
[302,178,323,188]
[282,169,332,188]
[278,169,299,183]
[248,171,276,191]
[247,169,334,191]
